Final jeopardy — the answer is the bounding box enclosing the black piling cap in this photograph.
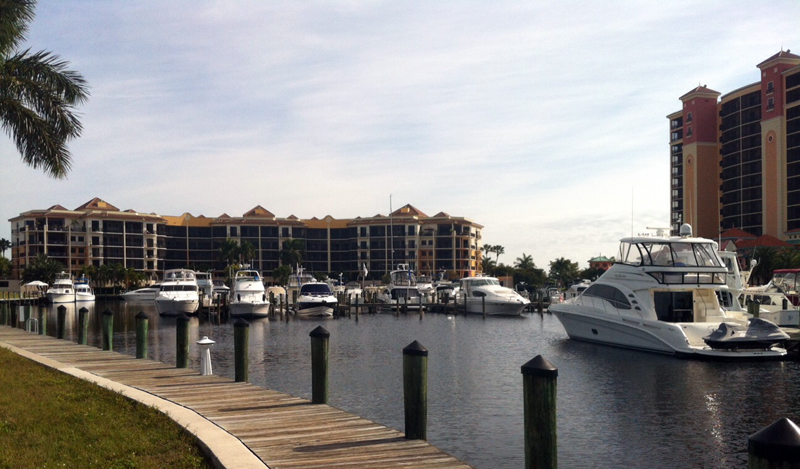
[403,340,428,357]
[79,307,89,314]
[749,417,800,462]
[136,311,148,320]
[309,325,330,339]
[234,318,250,328]
[57,305,67,312]
[103,309,113,316]
[521,355,558,378]
[177,312,190,323]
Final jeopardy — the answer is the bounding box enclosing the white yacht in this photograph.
[120,284,161,301]
[565,280,592,300]
[155,269,200,316]
[46,272,75,303]
[286,267,315,305]
[295,281,337,317]
[229,269,270,318]
[74,276,95,302]
[549,224,788,359]
[376,264,424,310]
[454,275,530,316]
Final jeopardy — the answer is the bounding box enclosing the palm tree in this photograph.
[21,253,62,284]
[273,265,292,286]
[0,238,11,257]
[480,256,496,275]
[493,245,505,264]
[515,253,535,271]
[238,240,256,266]
[548,257,580,288]
[280,238,305,268]
[1,0,89,178]
[218,238,240,280]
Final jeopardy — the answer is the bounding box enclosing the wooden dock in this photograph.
[0,326,474,469]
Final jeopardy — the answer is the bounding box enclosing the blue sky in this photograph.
[2,1,800,269]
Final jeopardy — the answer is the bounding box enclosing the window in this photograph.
[582,284,631,310]
[767,97,775,112]
[686,126,693,137]
[767,81,774,94]
[686,112,692,123]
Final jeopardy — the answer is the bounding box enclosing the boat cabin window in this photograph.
[582,284,631,310]
[774,271,800,293]
[301,284,332,294]
[619,241,722,268]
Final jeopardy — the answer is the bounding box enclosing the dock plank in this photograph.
[0,326,474,469]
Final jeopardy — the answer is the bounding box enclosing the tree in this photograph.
[514,253,535,271]
[21,253,62,284]
[0,256,11,278]
[280,238,305,267]
[218,238,240,280]
[548,257,580,288]
[0,238,10,257]
[238,240,255,265]
[480,256,496,275]
[493,245,505,264]
[273,264,292,286]
[1,0,89,178]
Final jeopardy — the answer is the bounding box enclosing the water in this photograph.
[22,301,800,469]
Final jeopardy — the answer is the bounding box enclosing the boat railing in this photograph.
[646,269,726,285]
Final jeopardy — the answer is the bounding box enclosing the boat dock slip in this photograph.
[0,327,473,469]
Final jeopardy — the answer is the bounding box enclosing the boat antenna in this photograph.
[389,194,394,273]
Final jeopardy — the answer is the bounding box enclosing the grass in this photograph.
[0,347,215,469]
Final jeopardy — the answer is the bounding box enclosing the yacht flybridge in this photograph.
[549,224,789,359]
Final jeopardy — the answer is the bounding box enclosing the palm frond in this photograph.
[0,0,35,56]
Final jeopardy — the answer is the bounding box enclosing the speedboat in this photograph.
[549,224,788,359]
[454,275,530,316]
[155,269,200,316]
[229,269,270,318]
[286,266,315,305]
[295,281,337,317]
[74,276,95,302]
[120,284,161,301]
[46,272,74,303]
[376,264,424,311]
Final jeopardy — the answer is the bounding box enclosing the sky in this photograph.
[2,1,800,270]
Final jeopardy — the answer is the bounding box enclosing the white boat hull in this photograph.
[229,301,270,318]
[156,297,199,316]
[465,299,529,316]
[47,293,74,304]
[296,301,335,317]
[551,304,787,359]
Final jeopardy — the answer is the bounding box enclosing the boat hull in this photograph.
[229,302,270,318]
[296,302,334,317]
[155,298,199,316]
[550,304,787,359]
[47,293,74,304]
[465,299,529,316]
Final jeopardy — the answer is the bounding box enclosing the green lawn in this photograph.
[0,347,214,469]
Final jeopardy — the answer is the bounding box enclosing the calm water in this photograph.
[19,301,800,469]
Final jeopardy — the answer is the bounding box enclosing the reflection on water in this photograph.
[20,302,800,469]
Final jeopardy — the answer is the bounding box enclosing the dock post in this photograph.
[25,304,32,328]
[78,307,88,344]
[37,306,46,335]
[419,294,424,319]
[355,294,360,317]
[784,298,789,310]
[521,355,558,469]
[136,312,148,359]
[56,305,67,339]
[403,340,428,440]
[482,296,486,318]
[310,326,330,404]
[102,309,113,351]
[748,299,760,318]
[176,313,190,368]
[0,301,6,326]
[269,292,275,317]
[538,294,544,314]
[748,417,800,468]
[234,318,250,382]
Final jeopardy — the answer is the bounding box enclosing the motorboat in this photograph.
[74,276,95,302]
[738,281,800,327]
[229,269,270,318]
[565,280,592,300]
[376,264,424,311]
[416,275,435,302]
[155,269,200,316]
[120,284,161,301]
[549,224,788,359]
[454,275,530,316]
[295,281,337,317]
[46,272,74,303]
[286,266,315,305]
[196,271,214,307]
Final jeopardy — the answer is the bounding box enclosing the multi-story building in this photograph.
[9,198,483,282]
[668,50,800,240]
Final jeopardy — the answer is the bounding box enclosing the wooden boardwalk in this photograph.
[0,326,473,469]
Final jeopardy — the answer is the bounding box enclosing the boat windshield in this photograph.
[618,241,722,268]
[773,271,800,293]
[301,283,332,294]
[463,278,500,287]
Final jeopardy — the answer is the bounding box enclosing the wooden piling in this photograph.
[37,306,46,335]
[136,311,148,359]
[102,309,113,351]
[234,318,249,382]
[522,355,558,469]
[748,417,800,468]
[748,300,760,318]
[56,305,67,339]
[176,313,190,368]
[403,340,428,440]
[482,295,486,318]
[0,302,6,326]
[310,326,330,404]
[78,307,88,344]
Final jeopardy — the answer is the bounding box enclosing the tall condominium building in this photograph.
[8,198,483,282]
[668,50,800,240]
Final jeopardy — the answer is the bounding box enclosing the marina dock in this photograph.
[0,325,473,469]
